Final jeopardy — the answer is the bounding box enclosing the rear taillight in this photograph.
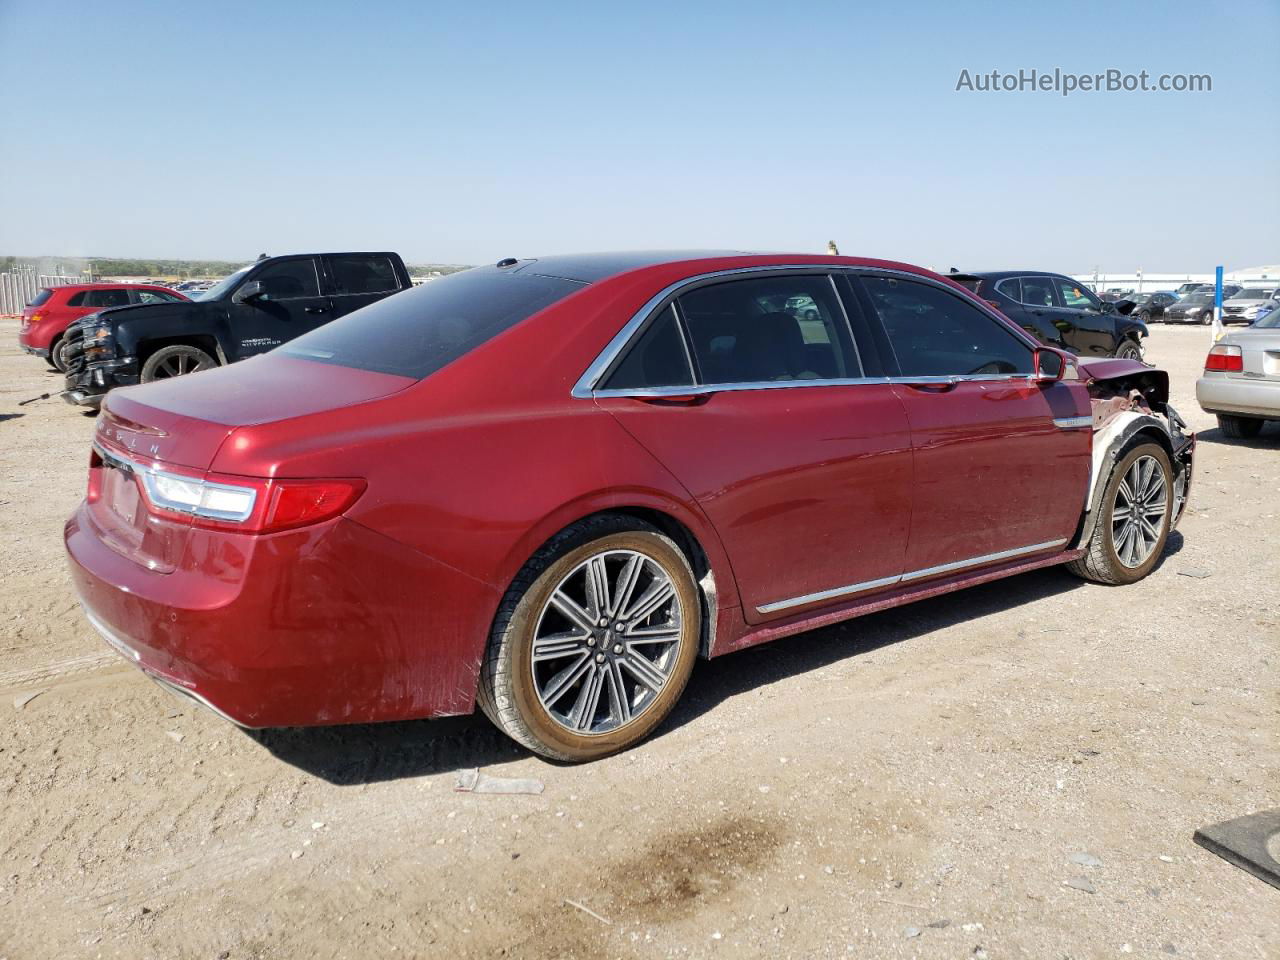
[1205,344,1243,372]
[90,446,364,534]
[141,468,365,534]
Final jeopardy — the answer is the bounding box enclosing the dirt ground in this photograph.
[1,319,1277,960]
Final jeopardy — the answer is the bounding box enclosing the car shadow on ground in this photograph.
[1195,424,1280,447]
[253,559,1149,784]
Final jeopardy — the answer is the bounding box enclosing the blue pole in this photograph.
[1215,265,1223,318]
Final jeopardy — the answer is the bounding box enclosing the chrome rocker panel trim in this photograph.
[756,538,1070,614]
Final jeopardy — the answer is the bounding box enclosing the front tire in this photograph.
[477,515,701,761]
[140,344,217,383]
[1114,338,1143,362]
[1067,442,1173,585]
[1217,414,1264,439]
[1200,310,1213,325]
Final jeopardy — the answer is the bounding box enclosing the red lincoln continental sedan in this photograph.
[66,252,1194,760]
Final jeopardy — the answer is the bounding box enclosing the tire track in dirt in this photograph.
[0,651,120,689]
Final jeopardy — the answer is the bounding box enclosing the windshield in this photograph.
[1255,308,1280,328]
[280,266,584,379]
[197,265,252,301]
[1182,293,1215,305]
[1231,288,1272,300]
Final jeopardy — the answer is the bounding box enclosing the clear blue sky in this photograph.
[1,0,1276,272]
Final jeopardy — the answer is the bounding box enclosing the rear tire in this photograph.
[477,515,701,762]
[140,344,217,383]
[1217,414,1264,439]
[1067,441,1173,586]
[49,336,68,372]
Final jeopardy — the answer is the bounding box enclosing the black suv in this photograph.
[950,271,1147,361]
[64,252,413,407]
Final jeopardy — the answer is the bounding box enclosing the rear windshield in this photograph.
[281,266,585,379]
[29,288,54,307]
[950,278,981,293]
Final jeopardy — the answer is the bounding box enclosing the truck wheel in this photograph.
[477,515,701,762]
[1217,414,1264,439]
[1113,339,1143,361]
[1067,441,1173,586]
[140,345,217,383]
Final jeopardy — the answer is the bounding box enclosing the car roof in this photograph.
[49,282,175,292]
[502,250,949,284]
[951,270,1070,280]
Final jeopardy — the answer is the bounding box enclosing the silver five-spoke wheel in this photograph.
[1110,454,1167,568]
[532,549,683,735]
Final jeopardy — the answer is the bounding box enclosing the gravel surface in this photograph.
[1,319,1277,959]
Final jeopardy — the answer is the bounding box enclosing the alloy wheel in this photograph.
[531,549,683,735]
[1110,455,1167,568]
[154,349,214,378]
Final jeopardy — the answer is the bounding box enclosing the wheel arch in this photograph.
[492,494,739,660]
[1073,415,1176,550]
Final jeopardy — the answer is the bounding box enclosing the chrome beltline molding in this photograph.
[571,263,1042,399]
[756,537,1069,614]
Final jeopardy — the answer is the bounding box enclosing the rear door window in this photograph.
[281,266,583,379]
[1020,276,1056,308]
[326,255,400,295]
[676,275,857,385]
[84,289,132,308]
[861,275,1033,378]
[65,291,87,307]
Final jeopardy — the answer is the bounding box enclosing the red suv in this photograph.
[20,283,188,370]
[65,253,1194,760]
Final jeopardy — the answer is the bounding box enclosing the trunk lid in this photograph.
[88,353,416,572]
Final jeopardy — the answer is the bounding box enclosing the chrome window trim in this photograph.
[573,264,1041,399]
[756,537,1069,614]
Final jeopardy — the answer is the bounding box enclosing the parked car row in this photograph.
[62,251,1196,760]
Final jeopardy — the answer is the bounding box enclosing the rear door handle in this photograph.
[635,392,712,406]
[905,379,958,393]
[304,305,329,315]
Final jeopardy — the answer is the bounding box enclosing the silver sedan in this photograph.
[1196,313,1280,438]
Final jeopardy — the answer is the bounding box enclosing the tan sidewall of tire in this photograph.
[505,531,700,761]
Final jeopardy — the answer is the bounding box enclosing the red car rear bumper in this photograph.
[65,503,499,727]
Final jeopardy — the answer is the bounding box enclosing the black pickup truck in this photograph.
[63,252,413,407]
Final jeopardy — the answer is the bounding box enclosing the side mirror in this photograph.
[234,280,265,303]
[1034,348,1066,382]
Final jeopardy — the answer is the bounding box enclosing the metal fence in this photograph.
[0,267,88,315]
